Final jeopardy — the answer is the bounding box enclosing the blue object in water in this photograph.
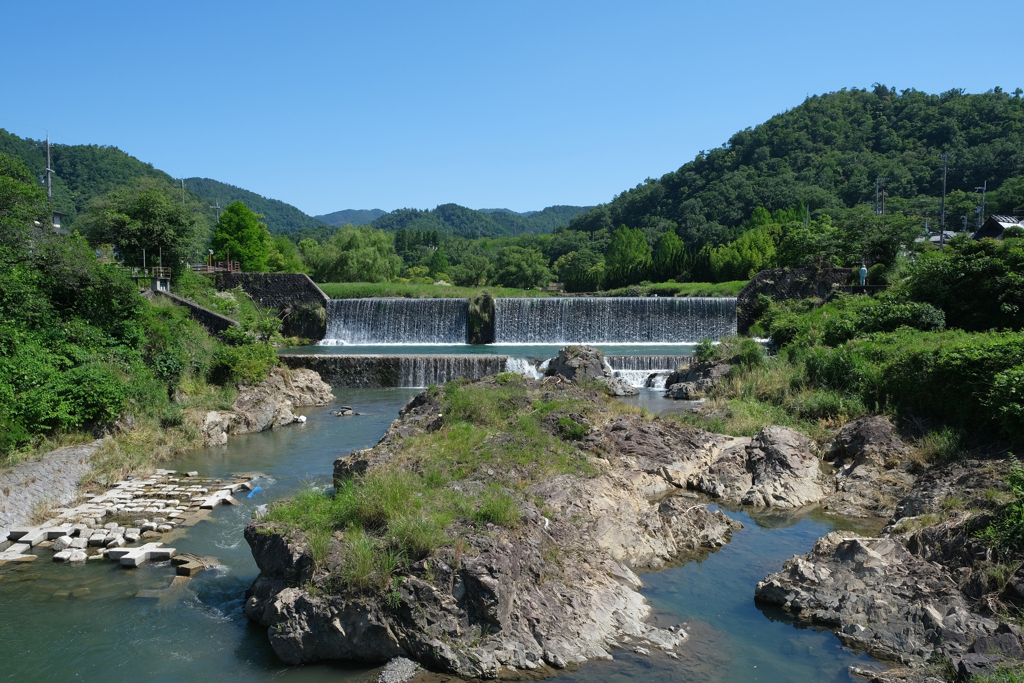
[247,486,261,498]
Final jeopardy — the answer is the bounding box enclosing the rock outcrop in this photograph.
[822,416,916,518]
[754,531,1016,667]
[197,367,333,445]
[757,454,1024,675]
[664,361,732,400]
[544,346,638,396]
[591,419,831,509]
[248,379,795,677]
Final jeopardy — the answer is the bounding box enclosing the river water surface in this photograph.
[0,388,882,682]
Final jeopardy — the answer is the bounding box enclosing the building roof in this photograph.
[973,215,1022,240]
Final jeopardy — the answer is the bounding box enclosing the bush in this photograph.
[866,262,888,285]
[860,301,945,334]
[989,366,1024,439]
[209,343,277,385]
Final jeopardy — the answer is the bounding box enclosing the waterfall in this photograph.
[320,299,468,345]
[606,355,691,371]
[504,357,543,379]
[603,354,691,389]
[398,356,506,387]
[493,297,737,343]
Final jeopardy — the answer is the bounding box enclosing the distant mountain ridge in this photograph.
[315,208,387,226]
[365,203,593,238]
[0,127,588,239]
[184,177,327,233]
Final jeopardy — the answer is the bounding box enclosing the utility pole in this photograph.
[180,179,186,204]
[45,133,52,200]
[875,177,890,215]
[938,154,951,246]
[210,201,222,222]
[975,181,987,231]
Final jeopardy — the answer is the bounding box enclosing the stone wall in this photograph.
[736,267,853,333]
[214,273,329,309]
[0,440,103,539]
[155,291,240,335]
[214,273,330,341]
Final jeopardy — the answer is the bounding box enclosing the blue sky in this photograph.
[2,1,1022,216]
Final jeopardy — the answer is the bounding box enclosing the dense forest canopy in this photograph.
[568,85,1024,249]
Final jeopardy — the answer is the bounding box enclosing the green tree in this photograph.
[0,152,50,267]
[311,225,402,282]
[709,225,779,281]
[604,225,651,288]
[428,244,450,277]
[554,249,604,292]
[266,234,307,273]
[212,201,270,272]
[495,246,552,289]
[82,179,201,274]
[652,230,685,281]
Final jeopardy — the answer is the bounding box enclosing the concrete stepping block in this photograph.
[0,552,36,562]
[108,543,176,568]
[88,533,107,547]
[53,550,87,563]
[69,538,88,550]
[199,490,239,509]
[52,536,74,552]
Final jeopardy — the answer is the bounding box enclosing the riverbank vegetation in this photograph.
[264,374,625,588]
[0,152,277,467]
[676,234,1024,452]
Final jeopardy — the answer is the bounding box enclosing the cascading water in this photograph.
[398,356,506,387]
[606,355,692,371]
[493,297,736,344]
[320,299,468,345]
[503,357,543,379]
[603,354,693,389]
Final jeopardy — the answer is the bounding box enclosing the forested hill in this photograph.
[368,203,593,238]
[184,177,327,233]
[316,209,388,226]
[569,85,1024,249]
[0,128,174,222]
[0,128,329,233]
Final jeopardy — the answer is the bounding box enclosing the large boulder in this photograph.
[664,362,731,399]
[822,416,915,518]
[755,531,1009,667]
[197,367,333,445]
[742,426,832,508]
[827,415,910,470]
[545,346,608,382]
[545,346,638,396]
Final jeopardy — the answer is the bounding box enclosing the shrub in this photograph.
[989,366,1024,441]
[209,343,277,385]
[860,301,945,334]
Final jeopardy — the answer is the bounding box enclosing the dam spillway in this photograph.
[280,354,509,388]
[321,298,468,345]
[493,297,737,344]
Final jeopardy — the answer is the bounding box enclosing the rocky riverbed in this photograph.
[243,353,850,679]
[243,350,1024,681]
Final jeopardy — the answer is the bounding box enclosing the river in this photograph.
[0,387,882,682]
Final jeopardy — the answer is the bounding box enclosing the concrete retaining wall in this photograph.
[0,440,103,540]
[280,354,509,388]
[155,291,240,335]
[214,273,329,309]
